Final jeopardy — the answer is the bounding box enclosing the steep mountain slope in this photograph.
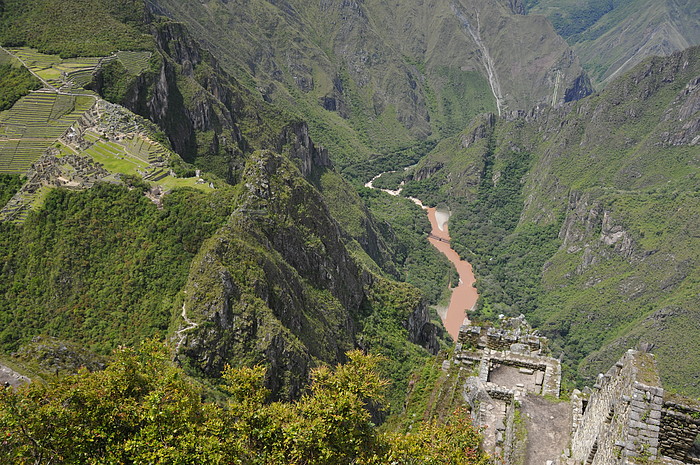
[527,0,700,87]
[0,0,445,406]
[148,0,591,175]
[401,46,700,395]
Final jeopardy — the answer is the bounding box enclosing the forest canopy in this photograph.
[0,341,490,465]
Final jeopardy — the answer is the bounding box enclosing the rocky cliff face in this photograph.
[177,150,439,398]
[149,0,592,173]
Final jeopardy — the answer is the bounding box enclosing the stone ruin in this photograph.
[0,153,112,223]
[451,317,564,463]
[564,349,700,465]
[450,316,700,465]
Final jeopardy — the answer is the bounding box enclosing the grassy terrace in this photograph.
[9,47,106,89]
[0,92,95,173]
[82,135,209,192]
[116,51,151,75]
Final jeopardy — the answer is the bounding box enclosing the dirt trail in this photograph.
[0,363,31,387]
[175,299,198,353]
[520,394,572,465]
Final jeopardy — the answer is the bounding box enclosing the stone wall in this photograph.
[567,350,664,464]
[566,350,700,465]
[660,397,700,464]
[458,324,547,354]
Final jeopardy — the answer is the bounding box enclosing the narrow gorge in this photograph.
[366,172,478,340]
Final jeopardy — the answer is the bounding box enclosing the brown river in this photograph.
[424,206,478,339]
[365,173,479,340]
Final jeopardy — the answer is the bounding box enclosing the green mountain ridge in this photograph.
[401,46,700,395]
[527,0,700,87]
[0,1,452,412]
[148,0,592,176]
[0,0,698,443]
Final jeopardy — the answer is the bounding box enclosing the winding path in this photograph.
[175,298,198,353]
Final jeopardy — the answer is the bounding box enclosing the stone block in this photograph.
[535,370,545,385]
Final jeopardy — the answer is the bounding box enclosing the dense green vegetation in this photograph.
[0,63,40,110]
[0,342,489,464]
[448,144,562,318]
[0,183,236,353]
[401,47,700,395]
[0,173,22,206]
[360,188,457,306]
[343,140,435,182]
[0,0,152,57]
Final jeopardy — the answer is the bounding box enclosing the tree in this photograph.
[0,341,490,464]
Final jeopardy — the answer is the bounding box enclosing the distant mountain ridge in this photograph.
[147,0,592,175]
[527,0,700,87]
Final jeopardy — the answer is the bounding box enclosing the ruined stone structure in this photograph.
[565,349,700,465]
[451,318,565,463]
[451,316,700,465]
[0,154,111,223]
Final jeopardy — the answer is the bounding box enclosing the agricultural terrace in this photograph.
[116,51,152,75]
[8,47,113,90]
[81,132,209,191]
[0,92,95,173]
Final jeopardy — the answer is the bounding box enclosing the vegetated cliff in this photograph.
[401,46,700,396]
[176,149,440,402]
[148,0,591,176]
[526,0,700,88]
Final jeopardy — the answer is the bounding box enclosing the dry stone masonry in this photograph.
[450,316,563,462]
[563,350,700,465]
[449,315,700,465]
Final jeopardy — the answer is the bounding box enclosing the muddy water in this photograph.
[364,173,478,340]
[424,207,478,340]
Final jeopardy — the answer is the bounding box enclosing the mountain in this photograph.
[400,45,700,395]
[526,0,700,87]
[0,0,452,410]
[1,0,698,421]
[147,0,592,176]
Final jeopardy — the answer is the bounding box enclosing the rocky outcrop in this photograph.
[461,113,497,149]
[177,150,439,398]
[276,121,332,178]
[563,72,594,102]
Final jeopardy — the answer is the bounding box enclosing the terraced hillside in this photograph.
[0,92,95,172]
